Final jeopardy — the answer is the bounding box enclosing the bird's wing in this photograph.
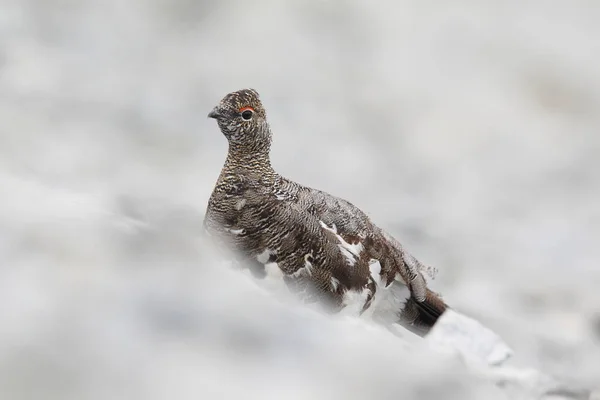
[300,188,436,284]
[297,188,448,333]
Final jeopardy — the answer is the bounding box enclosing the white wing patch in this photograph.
[369,259,383,286]
[254,249,286,291]
[330,277,340,291]
[319,220,364,266]
[303,254,314,276]
[227,228,245,235]
[291,253,314,278]
[361,260,412,323]
[338,246,356,266]
[319,220,339,235]
[235,199,246,210]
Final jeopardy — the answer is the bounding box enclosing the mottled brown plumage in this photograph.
[204,88,447,335]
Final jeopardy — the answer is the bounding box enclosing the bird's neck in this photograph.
[221,146,277,181]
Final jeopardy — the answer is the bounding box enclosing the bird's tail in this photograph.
[376,228,448,336]
[400,288,448,337]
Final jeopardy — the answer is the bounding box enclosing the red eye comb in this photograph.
[239,106,254,112]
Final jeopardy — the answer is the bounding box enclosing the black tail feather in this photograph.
[400,289,448,337]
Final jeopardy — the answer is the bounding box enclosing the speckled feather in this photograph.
[204,89,447,334]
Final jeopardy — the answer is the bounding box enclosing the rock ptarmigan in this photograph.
[204,88,447,336]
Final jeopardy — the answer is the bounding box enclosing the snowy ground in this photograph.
[1,0,599,399]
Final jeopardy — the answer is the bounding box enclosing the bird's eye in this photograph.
[240,107,254,121]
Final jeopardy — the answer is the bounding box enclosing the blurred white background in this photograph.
[1,0,599,399]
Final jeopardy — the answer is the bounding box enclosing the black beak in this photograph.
[208,108,222,119]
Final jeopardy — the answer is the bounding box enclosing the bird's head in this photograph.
[208,88,271,153]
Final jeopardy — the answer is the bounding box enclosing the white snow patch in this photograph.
[426,309,513,366]
[264,263,283,280]
[394,272,406,285]
[340,288,370,316]
[256,249,274,264]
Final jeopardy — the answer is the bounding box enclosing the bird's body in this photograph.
[205,89,447,335]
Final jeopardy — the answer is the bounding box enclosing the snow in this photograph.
[1,0,600,399]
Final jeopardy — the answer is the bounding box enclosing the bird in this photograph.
[204,88,447,336]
